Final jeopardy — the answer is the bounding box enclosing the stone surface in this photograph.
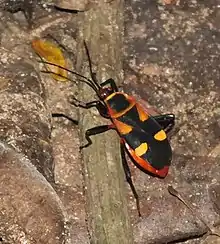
[0,0,220,243]
[124,0,220,243]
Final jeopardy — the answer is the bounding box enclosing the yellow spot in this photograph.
[154,130,167,141]
[135,143,148,157]
[105,92,116,101]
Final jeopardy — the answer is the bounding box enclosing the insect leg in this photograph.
[100,78,118,92]
[70,96,110,118]
[69,96,100,109]
[153,114,175,133]
[52,113,78,125]
[120,141,141,217]
[80,125,114,149]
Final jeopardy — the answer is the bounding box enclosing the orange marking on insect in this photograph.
[114,120,132,135]
[154,130,167,141]
[135,143,148,157]
[136,103,149,121]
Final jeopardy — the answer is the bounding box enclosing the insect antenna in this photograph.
[38,60,99,95]
[83,41,101,89]
[41,68,97,91]
[36,41,103,97]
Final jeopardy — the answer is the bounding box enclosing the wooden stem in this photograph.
[76,1,134,243]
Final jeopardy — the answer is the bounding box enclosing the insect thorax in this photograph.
[105,92,135,116]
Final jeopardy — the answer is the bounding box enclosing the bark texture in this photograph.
[76,1,134,243]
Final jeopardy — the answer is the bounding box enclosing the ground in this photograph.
[0,0,219,243]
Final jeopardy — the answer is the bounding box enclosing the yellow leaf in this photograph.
[32,39,67,82]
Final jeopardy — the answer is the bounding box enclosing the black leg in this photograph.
[100,78,118,92]
[69,96,100,109]
[69,96,109,118]
[80,125,113,149]
[52,113,78,125]
[120,142,141,217]
[153,113,175,133]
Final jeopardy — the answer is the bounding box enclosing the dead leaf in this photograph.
[32,39,67,82]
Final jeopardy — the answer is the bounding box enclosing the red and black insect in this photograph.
[41,42,175,216]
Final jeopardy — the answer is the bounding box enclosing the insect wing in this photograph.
[116,105,172,177]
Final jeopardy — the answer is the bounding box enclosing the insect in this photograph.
[38,41,175,216]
